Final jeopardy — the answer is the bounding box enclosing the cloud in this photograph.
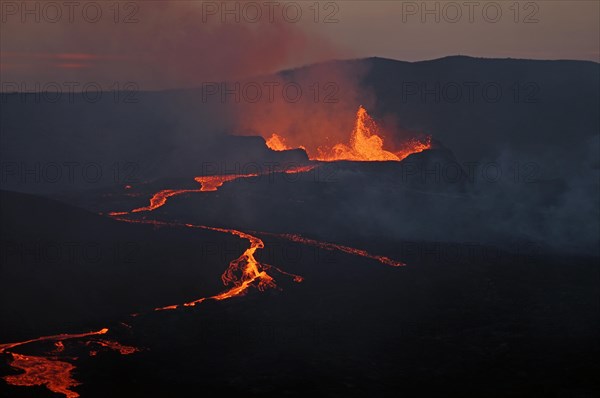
[0,2,342,90]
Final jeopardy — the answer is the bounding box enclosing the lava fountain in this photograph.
[266,106,431,161]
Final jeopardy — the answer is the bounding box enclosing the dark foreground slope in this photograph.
[1,190,598,397]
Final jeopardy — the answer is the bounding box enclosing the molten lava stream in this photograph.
[85,340,139,355]
[4,353,80,398]
[111,217,405,314]
[0,328,137,398]
[102,215,299,312]
[107,159,405,312]
[0,328,109,354]
[152,223,303,311]
[257,232,406,267]
[108,164,315,216]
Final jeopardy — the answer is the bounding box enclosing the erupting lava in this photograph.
[265,106,431,161]
[265,133,290,151]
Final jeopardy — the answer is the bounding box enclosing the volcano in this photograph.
[1,56,598,397]
[265,106,431,161]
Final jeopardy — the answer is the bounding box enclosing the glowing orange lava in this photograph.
[112,165,315,215]
[155,225,293,311]
[113,217,404,314]
[260,232,406,267]
[4,353,81,398]
[86,340,139,355]
[265,106,431,161]
[109,162,405,312]
[265,133,290,151]
[195,173,258,192]
[53,341,65,353]
[0,328,111,398]
[131,188,198,213]
[108,215,400,314]
[0,328,108,355]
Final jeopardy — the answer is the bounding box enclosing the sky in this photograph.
[1,1,598,90]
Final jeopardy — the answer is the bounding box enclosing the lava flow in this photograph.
[112,214,404,314]
[109,165,315,216]
[258,232,406,267]
[2,336,138,398]
[109,161,406,312]
[0,328,109,354]
[86,340,139,355]
[154,224,296,311]
[4,353,80,398]
[266,105,431,161]
[2,144,407,397]
[0,328,111,398]
[128,174,258,213]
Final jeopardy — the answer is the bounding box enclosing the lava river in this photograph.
[1,163,407,397]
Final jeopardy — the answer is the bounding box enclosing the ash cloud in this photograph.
[229,60,377,158]
[0,2,341,90]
